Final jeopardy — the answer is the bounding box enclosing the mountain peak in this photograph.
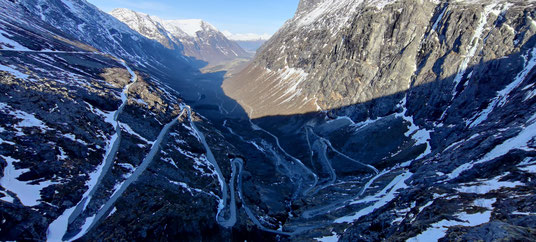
[222,31,271,41]
[296,0,324,14]
[109,8,249,64]
[110,7,136,15]
[110,9,217,38]
[164,19,216,37]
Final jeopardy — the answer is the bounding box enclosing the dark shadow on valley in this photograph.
[157,35,536,238]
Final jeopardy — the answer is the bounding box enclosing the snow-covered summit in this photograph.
[110,8,250,64]
[222,31,272,41]
[165,19,216,37]
[111,8,218,39]
[110,8,184,42]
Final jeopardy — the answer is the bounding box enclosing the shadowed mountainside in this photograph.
[91,34,536,240]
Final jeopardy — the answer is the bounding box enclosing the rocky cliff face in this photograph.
[224,0,536,119]
[110,8,250,65]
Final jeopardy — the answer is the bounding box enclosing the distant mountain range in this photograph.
[222,31,270,53]
[110,8,251,65]
[232,40,269,54]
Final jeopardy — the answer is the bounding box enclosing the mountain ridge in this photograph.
[110,8,251,65]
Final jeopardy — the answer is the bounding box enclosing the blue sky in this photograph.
[87,0,300,35]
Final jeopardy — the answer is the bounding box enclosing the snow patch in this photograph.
[396,96,432,160]
[315,232,339,242]
[335,171,412,223]
[164,19,215,37]
[0,155,56,206]
[0,190,14,203]
[0,137,15,145]
[119,122,152,144]
[267,67,309,105]
[117,163,135,172]
[520,164,536,174]
[468,47,536,127]
[0,64,30,80]
[169,179,218,198]
[407,198,496,242]
[57,147,68,160]
[449,114,536,179]
[512,211,536,216]
[296,0,364,29]
[46,206,76,241]
[430,7,447,34]
[106,207,117,218]
[525,89,536,101]
[62,133,88,145]
[0,102,49,135]
[451,3,497,96]
[162,157,178,169]
[222,31,271,41]
[0,29,30,51]
[456,174,524,194]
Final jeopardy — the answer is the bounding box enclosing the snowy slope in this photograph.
[3,0,536,241]
[12,0,196,81]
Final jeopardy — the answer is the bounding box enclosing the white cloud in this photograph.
[222,30,271,41]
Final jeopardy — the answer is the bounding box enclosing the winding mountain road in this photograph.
[184,106,237,228]
[70,114,181,241]
[47,58,139,242]
[249,120,319,196]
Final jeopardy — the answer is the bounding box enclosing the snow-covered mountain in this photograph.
[110,8,250,65]
[2,0,536,241]
[222,31,271,53]
[224,0,536,118]
[222,32,271,42]
[13,0,201,81]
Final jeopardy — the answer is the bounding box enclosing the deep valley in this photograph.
[1,0,536,241]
